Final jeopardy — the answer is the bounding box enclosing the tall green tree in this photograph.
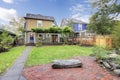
[0,30,13,48]
[87,13,114,35]
[112,21,120,48]
[62,26,74,44]
[88,0,120,35]
[6,18,24,35]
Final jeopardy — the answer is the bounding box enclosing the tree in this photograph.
[92,0,120,18]
[62,26,74,44]
[67,20,74,30]
[87,13,115,35]
[112,21,120,48]
[0,30,13,52]
[88,0,120,35]
[6,18,25,36]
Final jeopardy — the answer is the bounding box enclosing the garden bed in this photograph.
[93,47,120,76]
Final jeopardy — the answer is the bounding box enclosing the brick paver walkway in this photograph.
[0,46,32,80]
[23,56,119,80]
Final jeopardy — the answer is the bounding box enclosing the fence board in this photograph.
[78,35,112,48]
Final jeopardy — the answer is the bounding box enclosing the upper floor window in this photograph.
[78,24,82,31]
[52,22,55,26]
[37,20,42,27]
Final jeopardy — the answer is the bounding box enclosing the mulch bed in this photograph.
[23,56,119,80]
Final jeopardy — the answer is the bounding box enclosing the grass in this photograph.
[0,46,26,74]
[26,45,92,67]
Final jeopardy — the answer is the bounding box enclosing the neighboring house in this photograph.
[60,18,95,38]
[24,13,62,45]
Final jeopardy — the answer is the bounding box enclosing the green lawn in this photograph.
[26,45,92,67]
[0,46,26,74]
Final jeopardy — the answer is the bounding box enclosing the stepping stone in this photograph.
[52,59,82,69]
[113,69,120,76]
[102,61,112,69]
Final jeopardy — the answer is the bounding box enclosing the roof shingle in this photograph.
[24,13,55,21]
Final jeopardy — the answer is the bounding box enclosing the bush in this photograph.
[112,21,120,48]
[0,30,14,52]
[32,27,62,33]
[115,56,120,65]
[35,42,42,47]
[92,46,109,60]
[35,37,42,47]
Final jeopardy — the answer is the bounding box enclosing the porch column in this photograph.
[50,34,52,43]
[34,33,36,43]
[58,34,60,43]
[24,32,27,44]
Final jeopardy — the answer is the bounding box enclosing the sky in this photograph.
[0,0,94,26]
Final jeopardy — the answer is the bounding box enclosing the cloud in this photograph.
[69,3,91,23]
[114,14,120,21]
[84,0,98,3]
[2,0,14,4]
[0,7,18,22]
[2,0,26,4]
[71,13,91,23]
[70,4,85,14]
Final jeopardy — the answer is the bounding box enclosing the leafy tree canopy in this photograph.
[32,26,74,34]
[0,30,13,48]
[111,21,120,48]
[87,0,120,35]
[32,27,62,33]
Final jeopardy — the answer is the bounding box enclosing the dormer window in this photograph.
[37,20,42,27]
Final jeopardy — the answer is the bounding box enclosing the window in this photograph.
[78,24,82,31]
[52,22,55,26]
[37,20,42,27]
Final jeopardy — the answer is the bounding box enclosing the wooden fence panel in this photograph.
[95,36,112,48]
[78,35,112,48]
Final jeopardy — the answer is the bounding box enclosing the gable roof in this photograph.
[70,18,88,24]
[24,13,55,21]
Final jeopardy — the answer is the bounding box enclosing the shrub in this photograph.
[48,27,62,33]
[32,27,62,33]
[32,28,44,33]
[35,42,42,47]
[35,37,42,47]
[92,46,109,60]
[0,30,14,52]
[115,56,120,65]
[112,21,120,48]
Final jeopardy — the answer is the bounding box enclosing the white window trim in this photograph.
[78,24,82,31]
[34,33,36,43]
[37,20,42,28]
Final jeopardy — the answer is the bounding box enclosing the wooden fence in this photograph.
[76,35,112,48]
[95,35,112,48]
[79,37,95,46]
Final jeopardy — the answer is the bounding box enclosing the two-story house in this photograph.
[24,13,62,45]
[60,18,95,38]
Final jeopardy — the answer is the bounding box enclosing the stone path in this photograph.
[23,56,119,80]
[0,46,32,80]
